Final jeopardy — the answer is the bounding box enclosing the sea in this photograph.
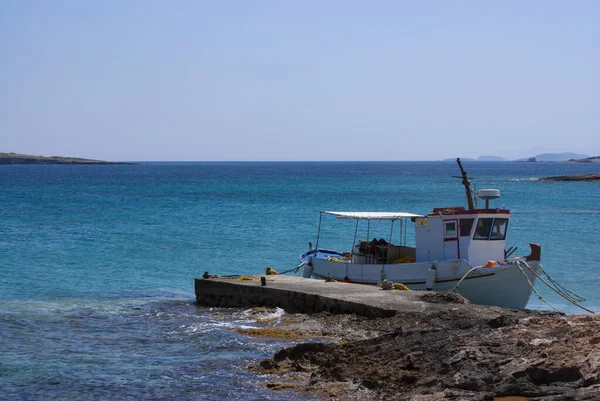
[1,161,599,400]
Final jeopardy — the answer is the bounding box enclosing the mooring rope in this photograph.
[277,261,308,276]
[516,260,593,314]
[451,260,593,314]
[451,266,482,292]
[540,267,586,303]
[515,260,561,313]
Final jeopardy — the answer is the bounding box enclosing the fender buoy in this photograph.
[425,267,436,291]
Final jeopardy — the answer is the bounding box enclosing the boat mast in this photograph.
[455,158,475,211]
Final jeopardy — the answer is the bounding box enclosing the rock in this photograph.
[258,358,280,370]
[419,291,469,304]
[291,360,308,372]
[265,382,294,390]
[488,314,519,328]
[255,294,600,400]
[273,342,333,362]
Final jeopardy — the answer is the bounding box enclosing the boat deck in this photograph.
[194,275,455,318]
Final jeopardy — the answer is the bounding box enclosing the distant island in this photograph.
[444,152,593,162]
[0,153,128,165]
[442,156,507,162]
[516,152,589,162]
[477,155,507,161]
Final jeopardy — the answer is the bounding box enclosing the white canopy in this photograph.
[323,211,422,220]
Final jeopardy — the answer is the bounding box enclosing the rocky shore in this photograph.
[0,152,127,164]
[238,293,600,400]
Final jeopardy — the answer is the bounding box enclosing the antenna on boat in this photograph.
[452,158,475,211]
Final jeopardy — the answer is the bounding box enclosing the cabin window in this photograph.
[473,218,493,240]
[444,221,457,237]
[459,219,474,237]
[490,218,509,240]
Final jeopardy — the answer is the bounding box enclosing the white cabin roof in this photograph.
[324,211,423,220]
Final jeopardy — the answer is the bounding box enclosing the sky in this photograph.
[1,1,598,161]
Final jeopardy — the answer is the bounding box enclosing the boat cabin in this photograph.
[413,164,510,266]
[414,206,509,266]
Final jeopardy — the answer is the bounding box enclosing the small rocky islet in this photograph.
[567,156,600,163]
[537,156,600,181]
[538,174,600,182]
[538,156,600,182]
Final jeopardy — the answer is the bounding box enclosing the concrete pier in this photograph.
[194,275,443,317]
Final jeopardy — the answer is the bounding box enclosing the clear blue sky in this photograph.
[1,1,598,161]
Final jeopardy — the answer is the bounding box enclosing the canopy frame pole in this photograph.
[315,211,323,250]
[351,219,359,255]
[367,219,371,264]
[386,219,395,264]
[399,218,403,247]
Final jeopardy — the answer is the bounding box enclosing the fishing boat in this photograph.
[299,158,542,309]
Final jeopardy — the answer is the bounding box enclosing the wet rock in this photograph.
[523,366,583,385]
[291,360,308,372]
[361,379,379,390]
[537,384,600,400]
[265,382,294,390]
[259,358,280,370]
[273,342,334,362]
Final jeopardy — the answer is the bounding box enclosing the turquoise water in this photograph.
[1,161,599,399]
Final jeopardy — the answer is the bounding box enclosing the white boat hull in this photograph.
[303,256,541,309]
